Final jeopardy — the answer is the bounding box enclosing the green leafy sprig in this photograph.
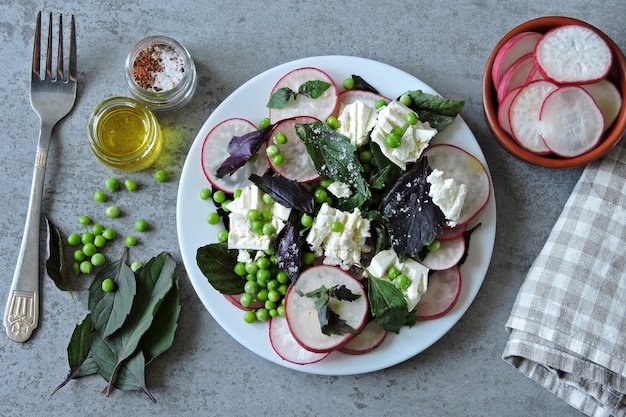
[267,80,331,109]
[300,284,361,336]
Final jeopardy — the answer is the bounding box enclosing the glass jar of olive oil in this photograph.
[88,96,162,172]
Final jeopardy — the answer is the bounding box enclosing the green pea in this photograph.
[258,117,271,129]
[130,261,143,272]
[277,283,289,296]
[233,189,242,198]
[384,132,402,148]
[78,215,90,226]
[375,99,387,109]
[266,144,280,158]
[276,271,289,284]
[405,112,418,125]
[124,179,138,191]
[262,223,276,236]
[79,261,93,274]
[72,262,80,275]
[399,94,412,106]
[105,177,120,191]
[244,280,259,295]
[302,252,316,265]
[331,221,343,233]
[343,77,355,90]
[256,257,270,270]
[262,193,274,205]
[243,310,256,323]
[102,228,117,240]
[207,212,220,225]
[125,235,137,246]
[94,190,107,203]
[91,253,105,267]
[257,268,271,284]
[73,249,85,262]
[250,219,264,234]
[101,278,115,292]
[81,232,94,245]
[93,235,107,248]
[92,223,104,235]
[154,169,169,183]
[83,243,97,257]
[239,293,253,307]
[395,274,411,290]
[255,308,270,321]
[275,132,288,145]
[267,289,281,303]
[277,305,285,316]
[301,213,313,227]
[234,262,247,276]
[428,240,441,252]
[320,178,333,188]
[266,279,279,291]
[246,209,261,221]
[256,289,269,301]
[213,190,226,204]
[217,229,228,243]
[134,218,148,232]
[271,154,284,166]
[359,150,374,163]
[105,205,121,218]
[387,266,401,279]
[326,115,339,129]
[67,233,81,246]
[313,188,328,203]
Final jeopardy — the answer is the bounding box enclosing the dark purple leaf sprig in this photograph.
[216,125,274,178]
[275,222,305,284]
[249,174,314,214]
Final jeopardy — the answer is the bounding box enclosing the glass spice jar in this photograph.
[125,35,197,112]
[88,96,162,172]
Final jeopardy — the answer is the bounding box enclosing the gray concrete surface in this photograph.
[0,1,623,416]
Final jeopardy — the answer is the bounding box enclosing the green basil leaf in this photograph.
[267,87,296,109]
[45,217,73,299]
[404,90,465,131]
[141,279,181,365]
[51,314,94,396]
[366,275,410,333]
[298,80,331,99]
[196,243,244,295]
[113,350,156,402]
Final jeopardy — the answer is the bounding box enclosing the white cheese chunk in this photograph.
[336,100,378,148]
[426,169,467,226]
[367,248,429,311]
[370,100,438,170]
[306,203,371,269]
[327,181,352,198]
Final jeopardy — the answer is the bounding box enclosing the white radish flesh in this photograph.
[267,116,320,182]
[539,86,604,157]
[338,320,388,355]
[497,86,521,136]
[285,265,368,353]
[269,67,339,123]
[509,80,557,154]
[414,266,461,320]
[492,31,542,87]
[201,118,269,193]
[269,316,330,365]
[496,54,535,103]
[423,144,491,226]
[419,236,466,271]
[581,79,623,131]
[534,24,613,85]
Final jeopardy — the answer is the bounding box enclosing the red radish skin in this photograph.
[267,116,320,182]
[492,31,542,87]
[419,236,466,271]
[414,267,461,320]
[338,320,388,355]
[581,79,623,131]
[285,265,369,353]
[423,144,491,226]
[269,67,339,123]
[201,118,269,194]
[534,24,613,85]
[509,80,557,155]
[497,86,522,136]
[437,223,468,241]
[539,86,604,157]
[496,54,535,103]
[269,316,330,365]
[526,65,544,84]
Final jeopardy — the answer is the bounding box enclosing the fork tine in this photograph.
[45,12,53,79]
[32,11,41,78]
[56,15,64,81]
[69,15,76,82]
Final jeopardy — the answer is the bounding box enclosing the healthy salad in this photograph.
[194,66,491,364]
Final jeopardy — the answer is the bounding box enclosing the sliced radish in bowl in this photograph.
[492,31,542,87]
[267,116,321,182]
[539,86,604,157]
[496,53,535,103]
[581,79,623,131]
[497,86,522,136]
[201,118,269,194]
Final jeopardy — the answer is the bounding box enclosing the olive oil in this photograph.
[89,97,162,172]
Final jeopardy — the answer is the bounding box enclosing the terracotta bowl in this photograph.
[482,16,626,168]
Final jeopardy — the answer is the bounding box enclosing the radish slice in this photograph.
[267,116,320,182]
[269,316,330,365]
[419,236,465,271]
[497,86,522,136]
[201,118,269,194]
[414,266,461,320]
[338,320,387,355]
[285,265,368,353]
[534,25,613,85]
[581,79,623,131]
[333,89,389,116]
[526,64,544,83]
[509,80,558,154]
[423,144,491,225]
[269,67,339,123]
[539,86,604,157]
[437,223,467,241]
[496,54,535,103]
[492,31,542,87]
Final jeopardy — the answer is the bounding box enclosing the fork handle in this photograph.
[4,125,52,342]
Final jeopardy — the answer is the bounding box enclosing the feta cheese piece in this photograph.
[226,184,291,251]
[367,248,429,311]
[426,169,467,226]
[306,203,371,269]
[370,100,438,169]
[327,181,352,199]
[336,100,378,148]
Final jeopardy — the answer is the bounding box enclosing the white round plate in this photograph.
[176,55,496,375]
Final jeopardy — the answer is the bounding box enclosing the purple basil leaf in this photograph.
[275,222,304,283]
[249,174,314,214]
[216,125,273,178]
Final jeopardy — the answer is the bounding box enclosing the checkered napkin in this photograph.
[503,141,626,417]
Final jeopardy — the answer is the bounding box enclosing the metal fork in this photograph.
[4,12,77,342]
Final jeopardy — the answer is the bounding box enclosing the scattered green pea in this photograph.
[233,189,243,199]
[130,261,143,272]
[92,223,104,235]
[67,233,81,246]
[375,99,387,109]
[207,212,220,225]
[93,235,107,248]
[258,117,271,129]
[266,144,280,158]
[313,188,328,203]
[395,274,411,290]
[125,235,137,246]
[124,179,138,191]
[94,190,107,203]
[302,252,316,265]
[255,308,270,321]
[359,150,374,163]
[234,262,247,276]
[399,94,412,106]
[105,177,120,191]
[154,169,169,183]
[72,262,80,275]
[217,229,229,243]
[102,228,117,240]
[105,205,121,218]
[428,240,441,252]
[83,243,97,257]
[262,223,276,236]
[326,115,339,129]
[73,249,85,262]
[274,132,288,145]
[101,278,115,292]
[262,193,274,205]
[134,218,148,232]
[243,310,256,323]
[79,261,93,274]
[200,188,212,200]
[81,232,94,245]
[239,293,253,307]
[405,111,418,125]
[271,154,284,166]
[343,77,355,90]
[246,209,261,221]
[213,190,226,204]
[385,132,402,148]
[91,253,106,267]
[300,213,313,228]
[387,266,401,279]
[78,215,90,226]
[331,221,343,233]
